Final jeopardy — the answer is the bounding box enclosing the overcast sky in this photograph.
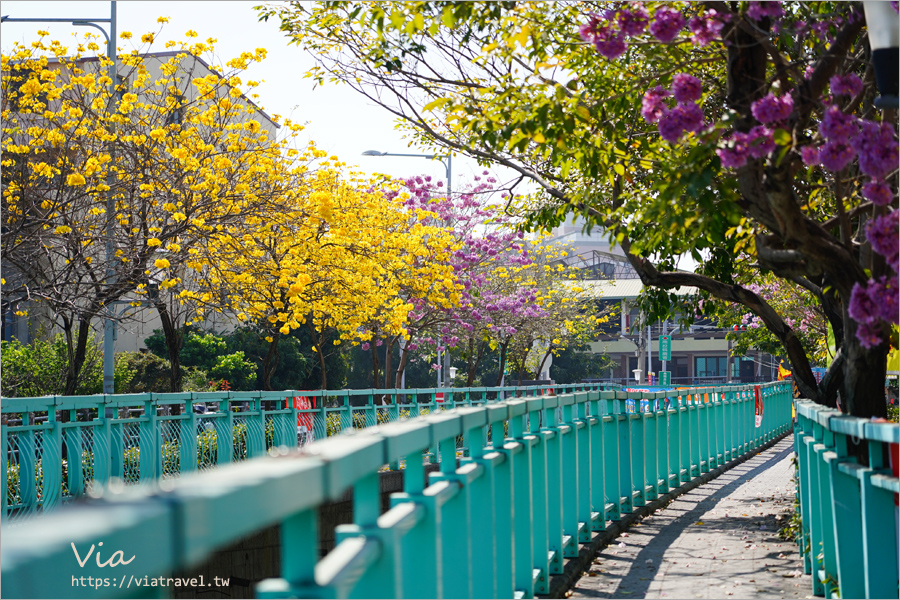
[1,0,499,187]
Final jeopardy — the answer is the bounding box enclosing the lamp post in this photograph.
[863,1,899,109]
[362,149,453,388]
[2,3,118,394]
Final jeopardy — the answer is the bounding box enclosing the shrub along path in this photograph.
[566,436,812,599]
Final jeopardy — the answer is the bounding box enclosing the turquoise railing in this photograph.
[793,400,899,599]
[1,383,615,519]
[1,382,792,599]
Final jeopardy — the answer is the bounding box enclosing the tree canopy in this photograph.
[260,0,898,416]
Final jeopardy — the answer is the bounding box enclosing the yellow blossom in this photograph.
[154,258,170,269]
[66,173,86,186]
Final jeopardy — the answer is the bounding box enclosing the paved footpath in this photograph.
[569,436,812,599]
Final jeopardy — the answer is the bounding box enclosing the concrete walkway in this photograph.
[568,436,812,599]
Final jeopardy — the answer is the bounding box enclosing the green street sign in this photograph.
[659,335,672,361]
[659,370,671,385]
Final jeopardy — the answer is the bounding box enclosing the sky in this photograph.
[0,0,498,188]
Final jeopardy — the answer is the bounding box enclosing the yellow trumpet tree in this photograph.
[2,26,306,392]
[193,161,461,390]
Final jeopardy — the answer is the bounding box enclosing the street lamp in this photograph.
[2,3,119,394]
[362,149,453,388]
[863,1,899,109]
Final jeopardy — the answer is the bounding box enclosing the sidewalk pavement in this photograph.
[568,436,812,599]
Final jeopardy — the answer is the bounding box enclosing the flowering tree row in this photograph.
[355,172,604,389]
[2,26,602,393]
[0,29,457,392]
[266,1,898,416]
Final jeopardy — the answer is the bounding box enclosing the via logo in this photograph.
[71,542,135,568]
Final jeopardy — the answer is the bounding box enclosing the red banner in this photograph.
[754,385,764,428]
[291,396,315,443]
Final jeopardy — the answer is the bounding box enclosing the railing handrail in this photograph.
[0,383,616,412]
[792,399,899,600]
[2,381,792,599]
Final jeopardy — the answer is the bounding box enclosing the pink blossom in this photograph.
[855,321,883,349]
[862,181,893,206]
[688,10,726,46]
[641,86,670,124]
[818,105,859,143]
[671,73,702,103]
[617,5,650,36]
[747,1,784,21]
[593,26,627,59]
[718,127,774,168]
[849,282,879,323]
[818,140,855,171]
[830,73,864,97]
[717,133,752,169]
[852,120,898,180]
[800,145,820,166]
[579,14,603,42]
[867,211,900,272]
[747,126,775,158]
[649,6,685,43]
[870,276,900,323]
[657,102,704,143]
[751,93,793,124]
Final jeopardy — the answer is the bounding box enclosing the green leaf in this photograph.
[422,97,450,112]
[441,7,456,28]
[773,128,792,146]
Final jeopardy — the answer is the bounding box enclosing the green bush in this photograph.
[0,331,138,397]
[116,352,170,394]
[208,351,257,391]
[117,351,214,394]
[182,332,227,372]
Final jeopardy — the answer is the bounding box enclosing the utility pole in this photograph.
[2,3,118,393]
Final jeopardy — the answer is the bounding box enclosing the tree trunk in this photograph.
[841,307,888,418]
[318,342,328,390]
[306,322,328,390]
[383,337,394,390]
[154,300,183,392]
[537,348,554,380]
[394,336,413,389]
[371,341,380,389]
[465,338,487,387]
[494,340,510,386]
[261,335,280,391]
[64,317,93,395]
[61,314,77,395]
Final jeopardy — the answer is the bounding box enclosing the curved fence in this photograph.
[1,384,616,519]
[793,400,899,599]
[1,382,791,599]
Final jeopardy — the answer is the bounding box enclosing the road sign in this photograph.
[659,371,671,385]
[659,335,672,361]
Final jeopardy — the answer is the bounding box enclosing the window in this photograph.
[695,356,726,377]
[166,89,184,126]
[732,356,757,382]
[4,70,49,113]
[116,75,129,102]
